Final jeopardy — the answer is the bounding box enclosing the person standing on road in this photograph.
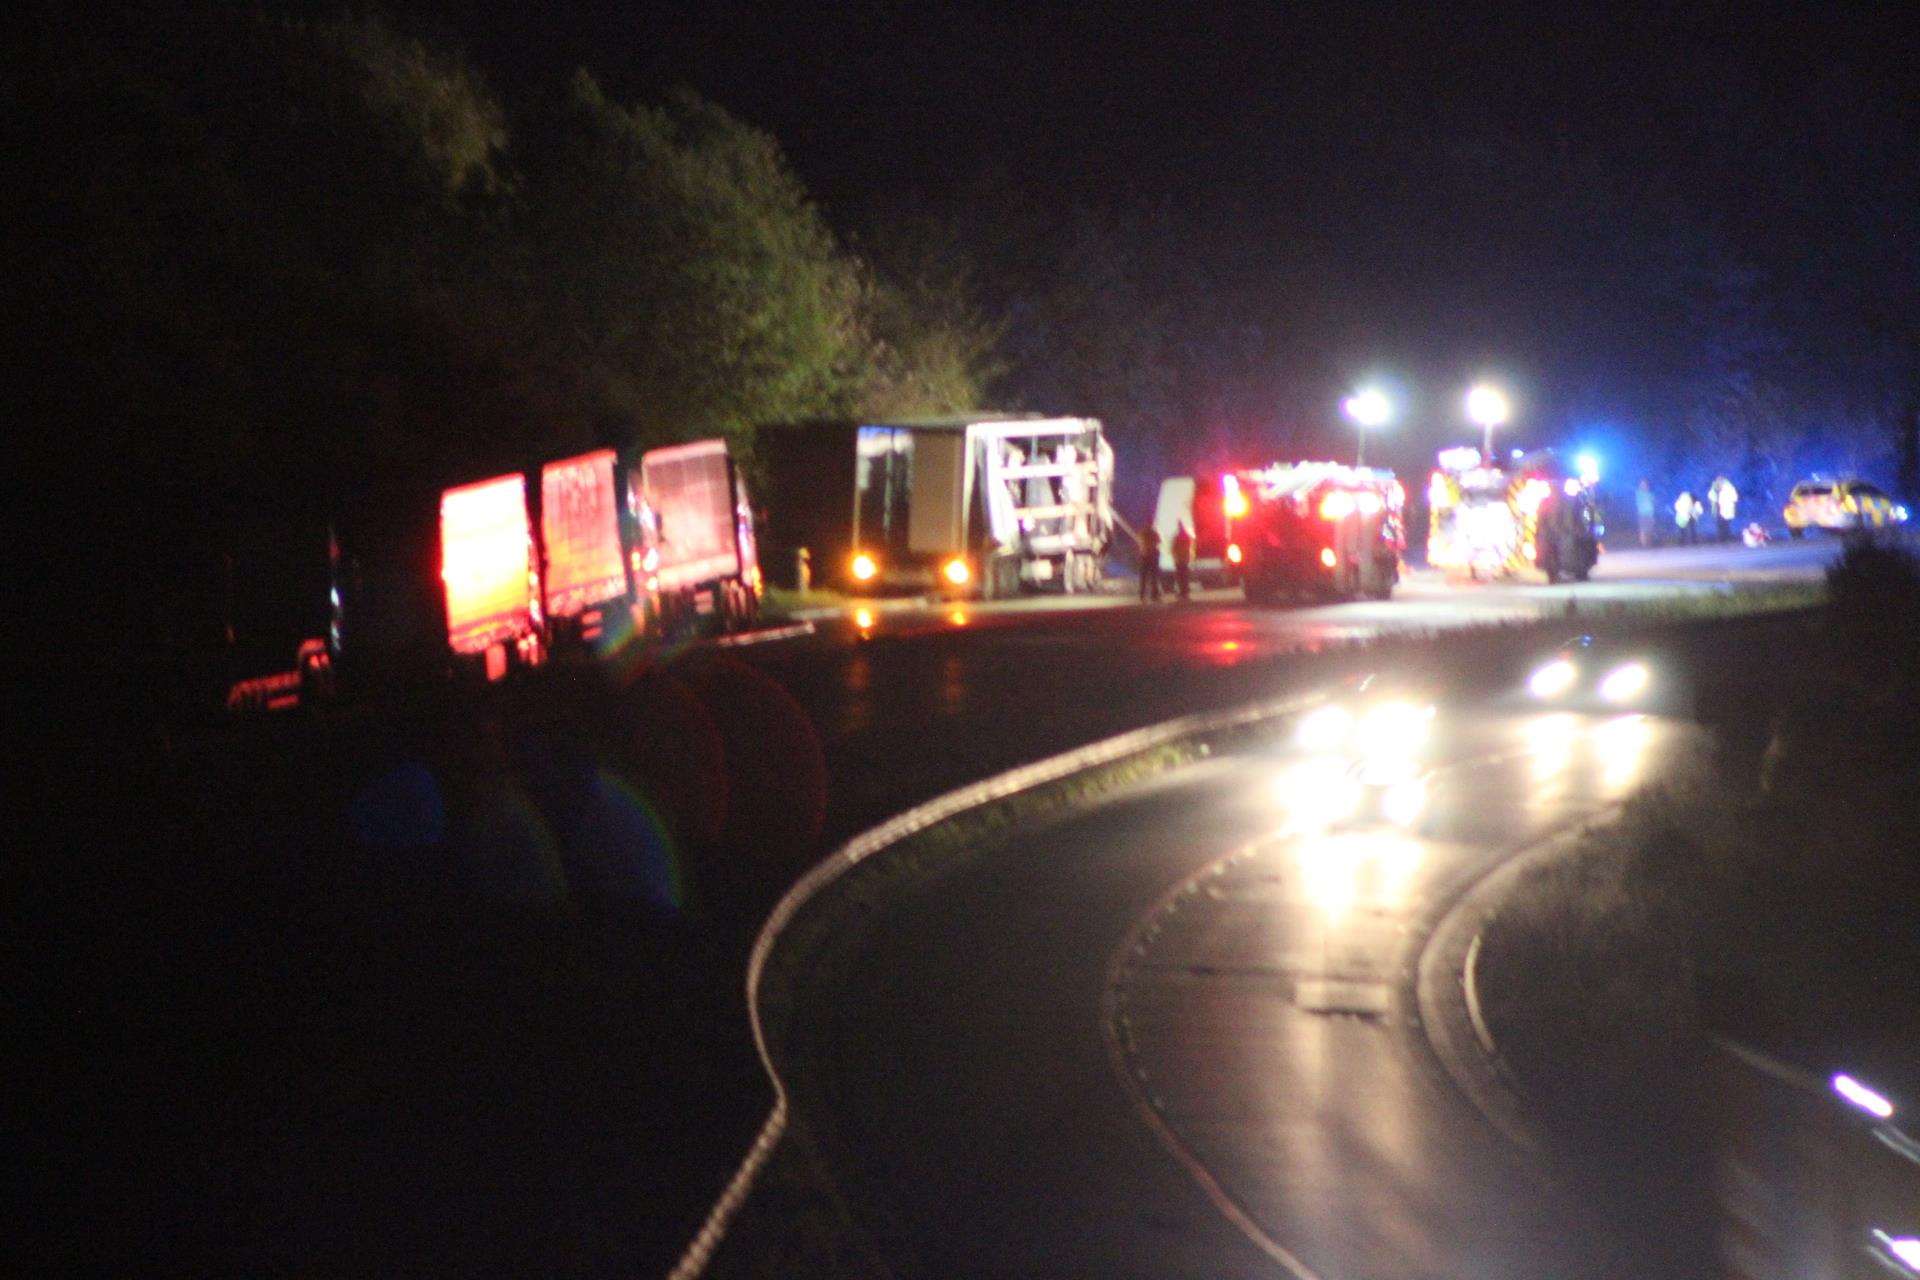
[1171,522,1194,600]
[1635,478,1656,547]
[1675,489,1699,545]
[1709,475,1738,542]
[1137,522,1163,602]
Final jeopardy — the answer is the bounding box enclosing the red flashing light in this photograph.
[1223,474,1250,518]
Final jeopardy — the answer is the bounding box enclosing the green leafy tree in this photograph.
[523,74,869,453]
[852,213,1004,418]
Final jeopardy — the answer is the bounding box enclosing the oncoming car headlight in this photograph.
[1529,658,1578,699]
[1357,699,1435,754]
[1599,661,1650,703]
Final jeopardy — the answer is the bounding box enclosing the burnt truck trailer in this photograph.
[763,415,1114,598]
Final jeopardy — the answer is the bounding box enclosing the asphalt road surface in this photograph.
[734,538,1828,846]
[805,699,1714,1278]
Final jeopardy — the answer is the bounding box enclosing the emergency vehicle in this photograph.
[1782,478,1909,535]
[1427,447,1600,583]
[1225,462,1406,603]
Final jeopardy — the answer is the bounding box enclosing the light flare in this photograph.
[1599,661,1650,703]
[1834,1073,1896,1119]
[1529,658,1578,699]
[1296,704,1355,753]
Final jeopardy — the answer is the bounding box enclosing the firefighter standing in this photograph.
[1708,475,1738,542]
[1635,479,1656,547]
[1171,523,1194,599]
[1675,490,1700,545]
[1138,523,1163,602]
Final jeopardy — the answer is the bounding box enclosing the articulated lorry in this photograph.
[226,437,764,709]
[763,415,1115,598]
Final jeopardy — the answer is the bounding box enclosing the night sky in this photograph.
[411,2,1916,255]
[393,2,1919,470]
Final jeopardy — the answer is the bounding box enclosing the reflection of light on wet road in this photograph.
[1524,712,1580,792]
[948,608,969,627]
[1271,756,1362,834]
[1380,775,1427,828]
[1292,830,1425,922]
[853,607,875,633]
[1595,714,1654,797]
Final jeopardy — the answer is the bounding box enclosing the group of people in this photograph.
[1635,475,1740,546]
[1135,522,1194,601]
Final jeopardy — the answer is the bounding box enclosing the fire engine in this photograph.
[1224,462,1406,603]
[1427,447,1600,583]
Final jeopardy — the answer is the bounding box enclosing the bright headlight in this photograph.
[1381,776,1428,828]
[1357,700,1435,754]
[1599,661,1650,703]
[1297,703,1355,753]
[851,552,878,582]
[1529,659,1578,699]
[942,557,971,586]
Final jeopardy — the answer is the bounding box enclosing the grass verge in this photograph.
[1473,539,1920,1266]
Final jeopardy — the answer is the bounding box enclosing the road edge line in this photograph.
[1099,844,1328,1280]
[1413,808,1627,1154]
[667,687,1328,1280]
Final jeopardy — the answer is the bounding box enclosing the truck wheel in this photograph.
[1788,525,1803,539]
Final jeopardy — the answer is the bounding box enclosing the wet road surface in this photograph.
[801,701,1711,1277]
[732,539,1820,846]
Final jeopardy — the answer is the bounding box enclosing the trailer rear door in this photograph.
[440,473,537,654]
[642,440,741,590]
[540,449,628,618]
[907,427,967,555]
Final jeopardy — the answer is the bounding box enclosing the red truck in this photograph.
[539,448,632,649]
[1226,462,1405,603]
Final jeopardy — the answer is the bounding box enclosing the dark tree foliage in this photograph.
[14,7,993,690]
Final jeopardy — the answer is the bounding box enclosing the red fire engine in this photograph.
[1224,462,1406,604]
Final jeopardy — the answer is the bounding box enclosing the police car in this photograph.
[1783,479,1908,536]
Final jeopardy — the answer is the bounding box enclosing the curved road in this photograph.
[734,538,1831,851]
[796,700,1716,1277]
